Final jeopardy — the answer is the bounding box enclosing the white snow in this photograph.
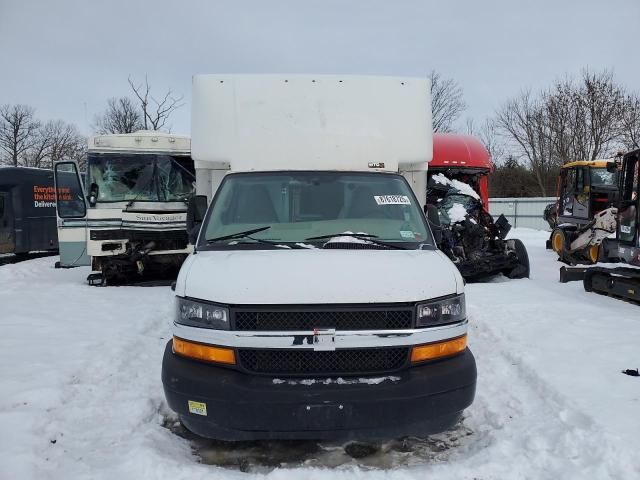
[294,243,317,249]
[1,230,640,478]
[273,376,401,386]
[432,173,480,200]
[324,231,374,244]
[447,203,469,223]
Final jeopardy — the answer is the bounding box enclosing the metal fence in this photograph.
[489,197,556,230]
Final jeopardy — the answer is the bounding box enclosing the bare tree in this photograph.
[0,104,41,166]
[47,120,85,165]
[128,75,184,131]
[496,70,633,195]
[23,126,52,168]
[463,117,505,164]
[464,117,476,135]
[621,92,640,149]
[430,71,466,133]
[23,120,86,169]
[478,119,506,165]
[495,90,556,195]
[94,97,143,134]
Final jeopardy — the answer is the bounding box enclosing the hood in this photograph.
[178,249,462,304]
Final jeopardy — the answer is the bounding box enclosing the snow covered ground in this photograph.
[1,228,639,479]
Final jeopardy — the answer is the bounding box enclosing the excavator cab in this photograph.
[549,160,618,264]
[615,151,639,258]
[556,161,618,227]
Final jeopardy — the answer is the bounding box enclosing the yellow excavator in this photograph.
[547,160,619,264]
[560,149,640,303]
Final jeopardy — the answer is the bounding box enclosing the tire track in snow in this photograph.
[29,282,187,479]
[455,293,640,479]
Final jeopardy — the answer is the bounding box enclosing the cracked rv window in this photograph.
[87,153,195,202]
[201,172,432,247]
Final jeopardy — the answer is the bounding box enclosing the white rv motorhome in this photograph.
[54,131,196,283]
[162,75,476,441]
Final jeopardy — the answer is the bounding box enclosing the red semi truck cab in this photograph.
[429,133,493,210]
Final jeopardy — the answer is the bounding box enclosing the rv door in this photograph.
[54,162,90,267]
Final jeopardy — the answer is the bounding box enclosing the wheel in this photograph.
[551,228,566,254]
[505,239,530,279]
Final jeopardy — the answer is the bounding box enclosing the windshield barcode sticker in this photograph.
[374,195,411,205]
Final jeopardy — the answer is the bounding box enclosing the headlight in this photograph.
[416,294,465,327]
[175,297,230,330]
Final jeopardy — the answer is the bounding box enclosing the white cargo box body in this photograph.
[191,74,432,200]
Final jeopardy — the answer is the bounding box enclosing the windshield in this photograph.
[591,168,617,187]
[201,172,431,247]
[437,193,480,225]
[88,153,195,202]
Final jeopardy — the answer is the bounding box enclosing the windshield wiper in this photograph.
[306,232,378,241]
[207,227,305,249]
[305,232,407,250]
[207,226,271,243]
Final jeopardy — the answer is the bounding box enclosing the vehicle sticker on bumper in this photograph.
[188,400,207,416]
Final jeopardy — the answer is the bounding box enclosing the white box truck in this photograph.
[162,74,476,440]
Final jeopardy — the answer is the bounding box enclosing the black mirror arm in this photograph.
[188,224,201,247]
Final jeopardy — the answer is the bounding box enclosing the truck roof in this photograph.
[191,74,432,173]
[88,131,190,155]
[0,166,54,186]
[431,133,492,171]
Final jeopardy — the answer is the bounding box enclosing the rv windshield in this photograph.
[201,171,432,247]
[87,153,195,203]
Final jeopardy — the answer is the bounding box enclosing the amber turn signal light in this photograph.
[410,335,467,363]
[172,336,236,365]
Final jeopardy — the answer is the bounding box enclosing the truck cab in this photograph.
[161,74,476,441]
[54,132,196,283]
[425,134,528,280]
[428,133,493,210]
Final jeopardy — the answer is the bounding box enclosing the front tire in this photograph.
[551,228,566,254]
[505,239,530,279]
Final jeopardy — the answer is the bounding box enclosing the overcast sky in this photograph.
[1,0,638,136]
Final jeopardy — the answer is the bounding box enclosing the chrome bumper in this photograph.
[172,320,468,349]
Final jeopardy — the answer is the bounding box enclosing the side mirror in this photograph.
[424,204,443,244]
[88,183,99,207]
[606,161,618,173]
[187,195,208,245]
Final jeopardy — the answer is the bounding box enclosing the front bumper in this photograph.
[456,252,517,278]
[161,341,477,441]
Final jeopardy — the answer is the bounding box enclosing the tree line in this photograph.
[2,69,638,198]
[0,76,183,169]
[465,70,639,197]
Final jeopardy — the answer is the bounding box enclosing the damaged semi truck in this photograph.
[54,131,196,284]
[426,133,529,281]
[162,74,476,441]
